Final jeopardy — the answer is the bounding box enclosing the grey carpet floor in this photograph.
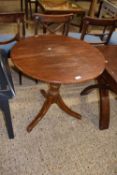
[0,70,117,175]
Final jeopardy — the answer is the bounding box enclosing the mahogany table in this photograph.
[11,35,105,132]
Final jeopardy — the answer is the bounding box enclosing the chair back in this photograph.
[0,49,15,98]
[33,13,73,36]
[80,16,117,45]
[0,12,25,44]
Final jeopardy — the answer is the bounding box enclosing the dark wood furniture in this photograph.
[96,45,117,129]
[79,17,116,94]
[11,35,105,132]
[33,13,73,35]
[80,16,116,44]
[0,49,15,139]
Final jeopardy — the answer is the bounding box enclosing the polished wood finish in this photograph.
[11,35,105,132]
[27,83,81,132]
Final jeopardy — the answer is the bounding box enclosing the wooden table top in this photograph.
[38,0,85,14]
[97,45,117,82]
[11,35,105,84]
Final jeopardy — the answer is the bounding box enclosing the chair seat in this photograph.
[0,34,17,57]
[109,31,117,45]
[69,32,102,43]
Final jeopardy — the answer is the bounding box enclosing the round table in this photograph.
[11,35,105,132]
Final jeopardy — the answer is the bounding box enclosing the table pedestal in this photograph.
[27,83,81,132]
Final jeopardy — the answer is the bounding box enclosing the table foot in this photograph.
[27,83,81,132]
[57,95,81,119]
[27,98,52,132]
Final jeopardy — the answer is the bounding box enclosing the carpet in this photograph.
[0,71,117,175]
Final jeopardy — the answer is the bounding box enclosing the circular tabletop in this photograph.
[11,35,105,84]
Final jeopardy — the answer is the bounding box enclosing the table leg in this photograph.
[27,83,81,132]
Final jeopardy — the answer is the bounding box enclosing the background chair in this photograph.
[81,16,117,44]
[0,12,25,85]
[69,16,116,45]
[0,49,15,139]
[75,16,116,96]
[33,13,73,36]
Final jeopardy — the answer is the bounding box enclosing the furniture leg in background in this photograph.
[0,96,14,138]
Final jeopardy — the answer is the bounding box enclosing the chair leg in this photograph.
[80,75,110,130]
[98,78,110,130]
[19,70,38,84]
[19,71,22,85]
[0,98,14,139]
